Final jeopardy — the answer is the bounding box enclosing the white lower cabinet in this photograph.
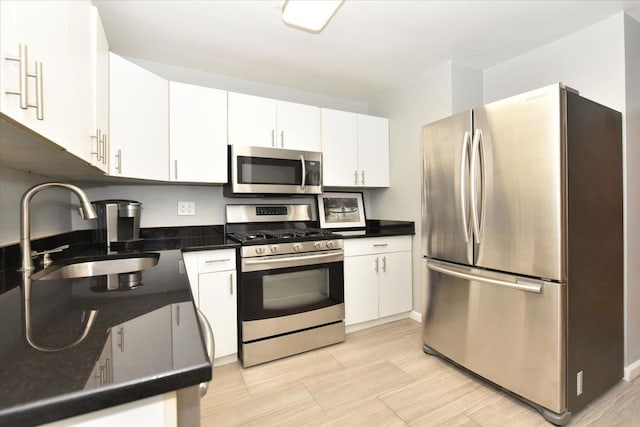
[343,236,412,326]
[182,249,237,365]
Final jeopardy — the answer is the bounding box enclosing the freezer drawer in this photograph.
[422,259,566,413]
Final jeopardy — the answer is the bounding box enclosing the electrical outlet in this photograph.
[177,201,195,216]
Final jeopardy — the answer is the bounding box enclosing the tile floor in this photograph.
[201,319,639,426]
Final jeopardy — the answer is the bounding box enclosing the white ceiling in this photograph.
[94,0,640,102]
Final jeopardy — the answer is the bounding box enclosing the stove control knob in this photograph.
[313,242,322,250]
[270,245,279,254]
[255,246,266,255]
[293,243,301,252]
[326,240,336,249]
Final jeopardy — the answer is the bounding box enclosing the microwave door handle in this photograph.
[300,155,306,190]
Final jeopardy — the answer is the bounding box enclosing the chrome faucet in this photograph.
[20,182,97,274]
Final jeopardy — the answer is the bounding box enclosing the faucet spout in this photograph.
[20,182,97,274]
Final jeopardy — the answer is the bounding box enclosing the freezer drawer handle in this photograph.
[427,261,543,293]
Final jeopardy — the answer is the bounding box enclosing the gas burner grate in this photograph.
[228,228,338,243]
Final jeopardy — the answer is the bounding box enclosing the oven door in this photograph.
[240,250,344,341]
[230,145,322,195]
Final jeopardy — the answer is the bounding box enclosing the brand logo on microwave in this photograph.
[309,162,317,165]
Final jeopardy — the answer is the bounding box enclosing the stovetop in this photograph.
[227,228,339,245]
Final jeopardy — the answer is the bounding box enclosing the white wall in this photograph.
[624,13,640,374]
[366,61,483,315]
[70,183,315,230]
[483,12,639,374]
[127,57,369,114]
[0,167,75,246]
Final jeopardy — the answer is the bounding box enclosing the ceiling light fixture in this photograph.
[282,0,345,33]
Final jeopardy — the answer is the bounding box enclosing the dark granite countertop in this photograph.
[331,220,415,239]
[0,226,232,426]
[0,221,412,425]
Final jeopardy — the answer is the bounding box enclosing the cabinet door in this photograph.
[357,114,389,187]
[109,53,169,180]
[378,251,413,318]
[90,6,109,172]
[321,108,358,186]
[344,255,379,325]
[276,100,320,151]
[198,271,237,359]
[169,82,227,183]
[0,1,68,145]
[228,92,276,147]
[65,1,94,164]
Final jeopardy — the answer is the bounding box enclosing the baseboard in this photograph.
[213,353,237,367]
[346,312,410,334]
[409,311,422,323]
[624,358,640,381]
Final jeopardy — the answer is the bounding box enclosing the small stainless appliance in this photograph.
[93,200,142,248]
[226,204,345,367]
[421,83,623,425]
[224,145,322,196]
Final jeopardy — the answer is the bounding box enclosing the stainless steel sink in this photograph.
[31,253,160,281]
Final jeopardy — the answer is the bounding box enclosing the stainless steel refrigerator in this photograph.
[421,83,623,425]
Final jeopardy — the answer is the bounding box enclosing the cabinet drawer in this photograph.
[197,249,236,273]
[344,236,411,257]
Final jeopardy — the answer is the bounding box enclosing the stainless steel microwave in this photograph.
[224,145,322,196]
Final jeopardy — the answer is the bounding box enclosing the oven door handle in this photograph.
[243,250,343,271]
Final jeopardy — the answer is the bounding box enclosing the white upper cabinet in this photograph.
[109,53,169,181]
[89,6,109,173]
[228,92,276,148]
[0,0,95,164]
[356,113,389,187]
[321,108,359,186]
[169,82,227,183]
[275,100,320,151]
[321,108,390,188]
[228,92,320,151]
[65,1,94,164]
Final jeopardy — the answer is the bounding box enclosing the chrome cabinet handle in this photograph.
[117,327,124,352]
[176,304,180,326]
[229,273,233,295]
[4,44,28,109]
[5,45,43,119]
[374,257,379,273]
[281,130,284,148]
[354,170,358,185]
[361,170,365,186]
[204,258,231,264]
[460,131,472,243]
[373,243,388,248]
[101,133,108,166]
[271,129,275,147]
[91,128,102,160]
[115,149,122,174]
[33,61,43,120]
[382,256,386,272]
[300,155,306,190]
[174,159,178,180]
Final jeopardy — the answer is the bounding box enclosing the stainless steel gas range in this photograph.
[226,204,345,367]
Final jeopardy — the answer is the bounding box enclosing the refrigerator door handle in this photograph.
[459,131,472,243]
[470,129,485,243]
[427,260,543,293]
